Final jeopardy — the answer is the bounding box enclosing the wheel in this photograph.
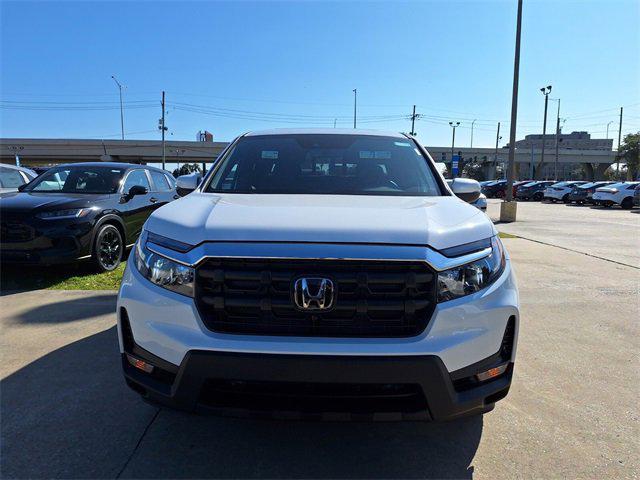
[562,194,570,203]
[93,224,123,272]
[533,192,543,201]
[621,197,633,210]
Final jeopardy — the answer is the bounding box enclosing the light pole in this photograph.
[552,98,560,180]
[111,75,125,140]
[536,85,552,179]
[449,121,460,177]
[606,121,613,139]
[352,89,357,128]
[470,119,477,148]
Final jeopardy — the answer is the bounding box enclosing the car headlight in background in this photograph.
[36,208,92,219]
[437,236,506,302]
[134,231,194,297]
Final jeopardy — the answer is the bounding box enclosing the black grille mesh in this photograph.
[195,258,436,337]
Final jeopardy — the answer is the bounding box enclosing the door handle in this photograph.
[150,197,158,203]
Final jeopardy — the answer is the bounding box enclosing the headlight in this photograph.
[36,208,91,219]
[437,236,505,302]
[134,231,195,297]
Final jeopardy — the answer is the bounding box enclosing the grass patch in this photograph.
[1,261,126,292]
[498,232,519,239]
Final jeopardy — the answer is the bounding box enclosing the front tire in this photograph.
[533,192,543,201]
[621,197,633,210]
[93,224,123,272]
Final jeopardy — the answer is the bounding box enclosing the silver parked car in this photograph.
[0,164,37,194]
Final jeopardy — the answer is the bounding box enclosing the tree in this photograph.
[172,163,202,178]
[462,158,485,181]
[618,132,639,180]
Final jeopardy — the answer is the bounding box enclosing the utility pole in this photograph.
[352,89,357,128]
[471,119,477,148]
[502,0,523,218]
[111,75,125,140]
[616,106,623,179]
[536,85,552,178]
[494,121,501,177]
[160,91,167,171]
[553,98,560,180]
[333,118,337,128]
[410,105,418,136]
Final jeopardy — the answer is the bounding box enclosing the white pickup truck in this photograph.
[117,129,519,421]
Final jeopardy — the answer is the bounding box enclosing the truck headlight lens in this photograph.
[437,236,505,302]
[134,231,194,297]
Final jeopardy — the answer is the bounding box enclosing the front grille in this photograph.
[0,220,34,243]
[199,380,428,415]
[195,258,436,337]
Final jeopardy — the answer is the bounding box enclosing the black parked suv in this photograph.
[0,162,178,271]
[566,181,614,204]
[515,181,555,201]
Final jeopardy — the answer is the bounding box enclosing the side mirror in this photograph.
[17,184,27,192]
[127,185,148,197]
[450,178,481,203]
[176,174,201,196]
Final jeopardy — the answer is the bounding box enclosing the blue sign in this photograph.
[452,154,460,176]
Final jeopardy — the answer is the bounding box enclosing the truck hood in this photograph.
[145,194,496,251]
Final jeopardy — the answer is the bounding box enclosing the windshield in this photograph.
[205,134,442,196]
[578,182,597,189]
[522,182,538,187]
[25,166,126,194]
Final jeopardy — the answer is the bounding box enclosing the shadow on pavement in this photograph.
[2,328,483,479]
[8,293,117,324]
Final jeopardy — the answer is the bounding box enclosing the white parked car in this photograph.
[117,129,519,421]
[0,164,37,194]
[592,181,640,209]
[543,181,588,203]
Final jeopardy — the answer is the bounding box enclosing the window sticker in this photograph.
[394,141,411,147]
[359,151,391,159]
[261,150,279,159]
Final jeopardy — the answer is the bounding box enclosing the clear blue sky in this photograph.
[1,0,639,148]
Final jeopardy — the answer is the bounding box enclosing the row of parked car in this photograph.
[480,179,640,209]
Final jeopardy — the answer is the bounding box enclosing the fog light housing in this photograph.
[126,354,154,373]
[476,363,508,382]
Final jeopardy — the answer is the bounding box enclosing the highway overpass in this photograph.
[0,138,618,180]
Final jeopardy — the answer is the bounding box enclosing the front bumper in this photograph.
[122,347,513,421]
[0,216,93,264]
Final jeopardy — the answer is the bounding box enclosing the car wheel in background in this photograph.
[533,192,543,201]
[620,197,633,210]
[562,194,570,203]
[93,224,123,272]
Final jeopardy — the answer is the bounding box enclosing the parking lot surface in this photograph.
[487,198,639,267]
[1,204,639,479]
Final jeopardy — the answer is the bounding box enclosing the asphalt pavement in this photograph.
[1,204,638,479]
